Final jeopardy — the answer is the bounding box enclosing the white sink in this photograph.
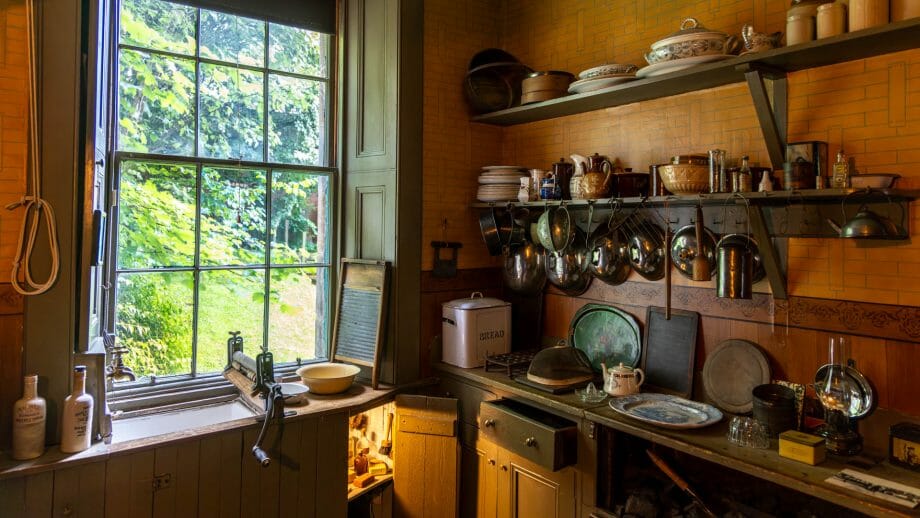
[111,399,258,443]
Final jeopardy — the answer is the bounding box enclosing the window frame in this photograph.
[104,0,340,396]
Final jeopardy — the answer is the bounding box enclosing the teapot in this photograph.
[580,153,613,199]
[569,154,587,200]
[602,362,645,397]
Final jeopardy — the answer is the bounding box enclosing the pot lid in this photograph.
[609,362,636,373]
[443,291,509,309]
[653,18,728,49]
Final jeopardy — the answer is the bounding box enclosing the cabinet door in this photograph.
[474,436,500,518]
[502,449,577,518]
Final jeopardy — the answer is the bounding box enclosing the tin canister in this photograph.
[817,2,846,38]
[890,422,920,472]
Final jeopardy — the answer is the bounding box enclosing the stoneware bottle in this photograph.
[12,374,46,460]
[61,365,94,453]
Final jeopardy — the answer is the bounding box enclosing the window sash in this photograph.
[107,2,337,386]
[109,152,334,379]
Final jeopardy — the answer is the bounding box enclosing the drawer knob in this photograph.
[483,418,496,428]
[488,458,496,465]
[501,465,508,471]
[525,437,536,447]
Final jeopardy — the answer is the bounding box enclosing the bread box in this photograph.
[442,292,511,368]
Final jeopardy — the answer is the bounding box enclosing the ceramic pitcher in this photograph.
[580,153,613,199]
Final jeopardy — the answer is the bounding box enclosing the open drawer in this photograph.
[479,399,577,471]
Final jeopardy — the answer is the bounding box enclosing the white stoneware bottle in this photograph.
[12,374,46,460]
[61,366,94,453]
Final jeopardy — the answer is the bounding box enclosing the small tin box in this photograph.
[779,430,826,465]
[889,422,920,472]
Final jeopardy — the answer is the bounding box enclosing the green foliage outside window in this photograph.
[113,0,331,380]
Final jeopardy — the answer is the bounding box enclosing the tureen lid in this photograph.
[653,18,728,49]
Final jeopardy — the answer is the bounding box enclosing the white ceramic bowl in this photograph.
[296,362,361,394]
[849,174,899,189]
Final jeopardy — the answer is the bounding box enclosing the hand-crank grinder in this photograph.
[226,331,287,467]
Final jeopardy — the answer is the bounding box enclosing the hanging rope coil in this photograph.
[5,0,60,295]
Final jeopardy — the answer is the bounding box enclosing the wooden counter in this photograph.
[435,363,920,518]
[0,375,402,481]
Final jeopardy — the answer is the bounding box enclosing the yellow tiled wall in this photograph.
[422,0,920,306]
[0,3,26,275]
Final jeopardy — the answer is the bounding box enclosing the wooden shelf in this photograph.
[472,188,920,209]
[586,405,920,518]
[471,18,920,126]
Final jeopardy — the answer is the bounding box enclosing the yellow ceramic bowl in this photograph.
[657,163,709,195]
[296,362,361,394]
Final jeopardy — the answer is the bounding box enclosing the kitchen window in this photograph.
[107,0,336,387]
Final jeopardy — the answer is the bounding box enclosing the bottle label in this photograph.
[14,405,44,425]
[73,404,91,438]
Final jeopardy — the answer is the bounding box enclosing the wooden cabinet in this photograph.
[0,412,349,518]
[476,436,577,518]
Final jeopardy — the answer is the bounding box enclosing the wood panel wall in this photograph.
[0,413,349,517]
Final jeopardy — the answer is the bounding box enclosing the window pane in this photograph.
[200,10,265,67]
[269,267,327,363]
[268,24,327,77]
[269,75,326,165]
[201,167,266,266]
[118,49,196,155]
[199,64,264,161]
[120,0,196,55]
[116,271,194,378]
[118,161,197,269]
[271,172,329,264]
[197,269,265,373]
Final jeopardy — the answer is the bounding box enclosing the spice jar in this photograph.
[817,2,847,38]
[849,0,888,31]
[786,14,815,45]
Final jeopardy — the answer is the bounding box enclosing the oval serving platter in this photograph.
[569,303,642,373]
[609,393,723,429]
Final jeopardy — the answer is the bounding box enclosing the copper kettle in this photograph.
[580,153,613,199]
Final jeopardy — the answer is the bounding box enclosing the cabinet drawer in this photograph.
[479,399,577,471]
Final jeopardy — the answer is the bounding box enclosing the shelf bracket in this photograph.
[738,64,787,171]
[748,203,788,300]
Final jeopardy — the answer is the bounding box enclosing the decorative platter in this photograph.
[609,393,723,429]
[636,54,734,78]
[567,75,638,94]
[702,339,771,413]
[569,303,641,373]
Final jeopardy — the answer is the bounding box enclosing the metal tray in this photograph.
[568,303,642,373]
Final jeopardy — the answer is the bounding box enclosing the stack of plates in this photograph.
[569,63,638,94]
[477,166,526,202]
[636,54,734,79]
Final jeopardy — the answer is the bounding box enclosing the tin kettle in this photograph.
[602,362,645,397]
[580,153,613,199]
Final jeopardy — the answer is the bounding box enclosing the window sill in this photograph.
[0,378,411,481]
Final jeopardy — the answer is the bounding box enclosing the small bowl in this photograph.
[849,174,900,189]
[296,362,361,394]
[657,163,709,194]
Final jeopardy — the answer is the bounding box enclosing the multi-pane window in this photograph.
[111,0,334,380]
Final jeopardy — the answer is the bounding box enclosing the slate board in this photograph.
[640,307,699,399]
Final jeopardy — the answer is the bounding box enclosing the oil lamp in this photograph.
[816,336,861,455]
